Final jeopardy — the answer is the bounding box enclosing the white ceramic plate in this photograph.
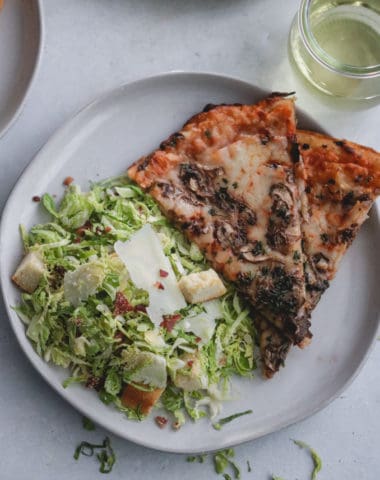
[0,0,43,139]
[1,72,379,453]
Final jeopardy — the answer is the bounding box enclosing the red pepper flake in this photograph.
[63,176,74,186]
[187,360,194,367]
[195,336,202,343]
[104,226,112,233]
[135,304,147,313]
[154,281,165,290]
[159,269,169,278]
[32,195,41,202]
[155,416,168,429]
[160,313,182,332]
[113,291,134,315]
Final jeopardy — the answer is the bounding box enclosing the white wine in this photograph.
[311,4,380,68]
[289,0,380,99]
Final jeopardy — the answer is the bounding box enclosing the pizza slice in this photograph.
[128,96,311,346]
[297,130,380,311]
[258,130,380,378]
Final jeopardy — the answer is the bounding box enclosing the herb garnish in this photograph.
[320,233,329,244]
[74,436,116,474]
[186,454,208,463]
[293,439,322,479]
[293,250,301,261]
[82,416,95,431]
[213,449,241,479]
[247,460,252,472]
[213,409,253,430]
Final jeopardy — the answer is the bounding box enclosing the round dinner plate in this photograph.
[0,0,43,139]
[0,72,379,453]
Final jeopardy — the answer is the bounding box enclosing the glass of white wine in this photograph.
[289,0,380,99]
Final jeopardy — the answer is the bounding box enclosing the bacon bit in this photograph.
[159,269,169,278]
[195,336,202,343]
[154,281,165,290]
[76,220,92,236]
[114,291,134,315]
[73,317,82,326]
[187,360,194,367]
[135,304,147,313]
[160,313,182,332]
[114,331,126,342]
[32,195,41,202]
[63,176,74,186]
[85,376,103,391]
[104,226,112,233]
[155,416,168,429]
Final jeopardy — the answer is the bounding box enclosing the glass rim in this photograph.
[298,0,380,79]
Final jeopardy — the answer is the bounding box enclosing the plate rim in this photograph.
[0,0,45,139]
[1,71,379,453]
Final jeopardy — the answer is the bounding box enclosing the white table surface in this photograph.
[0,1,379,479]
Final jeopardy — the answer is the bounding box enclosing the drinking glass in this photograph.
[289,0,380,99]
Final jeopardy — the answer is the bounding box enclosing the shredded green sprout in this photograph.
[293,440,322,480]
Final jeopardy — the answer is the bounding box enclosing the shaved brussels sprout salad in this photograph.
[15,176,256,427]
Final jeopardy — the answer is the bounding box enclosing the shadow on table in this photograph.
[125,0,247,13]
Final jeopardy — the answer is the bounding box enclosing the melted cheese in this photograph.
[114,224,186,327]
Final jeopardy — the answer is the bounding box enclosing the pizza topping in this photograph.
[312,253,329,272]
[266,183,298,255]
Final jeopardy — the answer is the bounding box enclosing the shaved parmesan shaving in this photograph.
[64,261,105,307]
[114,224,187,327]
[183,300,222,344]
[144,329,166,348]
[123,350,167,389]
